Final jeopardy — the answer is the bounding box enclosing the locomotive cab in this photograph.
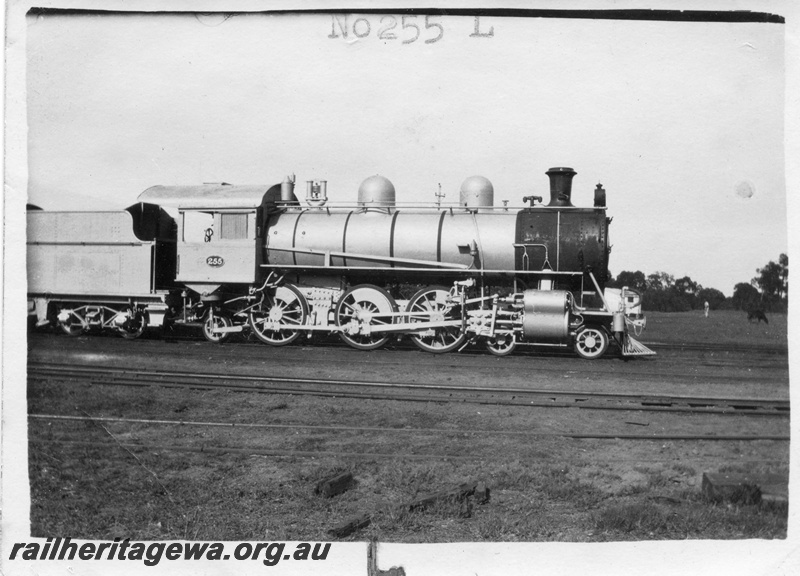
[138,184,279,297]
[177,208,260,287]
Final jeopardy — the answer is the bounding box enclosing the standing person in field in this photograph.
[704,301,709,318]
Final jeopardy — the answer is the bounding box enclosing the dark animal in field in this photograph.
[747,310,769,324]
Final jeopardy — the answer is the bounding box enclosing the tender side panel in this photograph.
[28,211,140,244]
[27,212,156,297]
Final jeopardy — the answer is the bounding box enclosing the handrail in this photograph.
[266,246,470,269]
[512,243,549,271]
[271,201,603,212]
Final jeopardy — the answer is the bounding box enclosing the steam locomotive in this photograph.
[27,166,652,359]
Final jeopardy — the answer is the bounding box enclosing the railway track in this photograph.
[27,411,790,465]
[28,362,790,416]
[28,333,791,387]
[29,413,792,442]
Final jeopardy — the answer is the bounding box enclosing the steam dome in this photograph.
[459,175,494,209]
[358,175,396,207]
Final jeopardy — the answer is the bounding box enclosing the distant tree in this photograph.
[673,276,701,296]
[732,282,761,311]
[780,253,789,297]
[642,289,691,312]
[672,276,702,309]
[753,253,788,302]
[697,287,726,310]
[609,270,647,293]
[646,271,675,292]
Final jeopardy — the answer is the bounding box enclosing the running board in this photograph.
[622,335,656,356]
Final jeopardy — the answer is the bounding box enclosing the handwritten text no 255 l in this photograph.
[328,15,495,44]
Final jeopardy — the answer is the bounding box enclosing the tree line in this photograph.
[606,254,788,313]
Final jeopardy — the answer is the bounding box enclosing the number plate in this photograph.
[206,256,225,267]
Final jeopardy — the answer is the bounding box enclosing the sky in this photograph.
[24,10,787,296]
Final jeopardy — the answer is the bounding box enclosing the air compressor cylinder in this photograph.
[521,289,570,340]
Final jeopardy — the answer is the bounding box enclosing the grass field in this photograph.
[27,385,789,542]
[639,310,787,348]
[25,310,790,542]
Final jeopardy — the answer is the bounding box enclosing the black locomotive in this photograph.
[27,166,652,359]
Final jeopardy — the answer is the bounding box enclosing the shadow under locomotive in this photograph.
[27,166,654,360]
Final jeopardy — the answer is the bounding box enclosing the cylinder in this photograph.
[546,167,576,207]
[521,289,570,340]
[459,175,494,210]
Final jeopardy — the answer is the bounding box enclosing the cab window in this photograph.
[219,213,249,240]
[182,211,214,243]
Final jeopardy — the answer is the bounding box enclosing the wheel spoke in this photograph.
[203,312,232,344]
[249,284,308,346]
[406,286,465,354]
[575,327,608,359]
[335,285,396,350]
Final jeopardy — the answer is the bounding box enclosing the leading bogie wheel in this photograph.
[249,284,309,346]
[574,326,609,359]
[485,333,517,356]
[406,285,466,354]
[335,284,397,351]
[203,310,233,343]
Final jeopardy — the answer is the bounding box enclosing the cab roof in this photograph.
[138,184,278,210]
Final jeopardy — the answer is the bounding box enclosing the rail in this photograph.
[29,414,790,445]
[28,362,790,417]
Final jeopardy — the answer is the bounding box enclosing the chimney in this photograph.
[546,167,576,207]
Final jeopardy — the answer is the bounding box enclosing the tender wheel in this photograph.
[486,333,517,356]
[117,308,147,340]
[203,310,232,343]
[335,285,397,350]
[249,284,309,346]
[57,307,87,336]
[574,326,609,359]
[406,286,466,354]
